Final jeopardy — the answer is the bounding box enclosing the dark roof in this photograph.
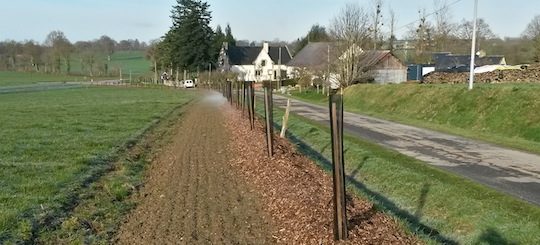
[287,42,336,70]
[434,54,506,71]
[226,45,292,66]
[268,47,292,65]
[357,50,392,69]
[227,46,261,65]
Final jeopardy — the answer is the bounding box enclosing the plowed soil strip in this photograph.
[115,96,274,244]
[224,103,421,244]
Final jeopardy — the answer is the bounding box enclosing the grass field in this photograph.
[69,50,151,76]
[290,84,540,154]
[255,99,540,244]
[0,87,195,242]
[0,51,151,87]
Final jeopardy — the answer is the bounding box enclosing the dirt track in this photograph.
[115,94,274,244]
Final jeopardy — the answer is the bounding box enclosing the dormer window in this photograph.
[261,60,266,67]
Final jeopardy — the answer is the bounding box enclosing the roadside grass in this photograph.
[0,87,195,243]
[254,99,540,244]
[289,84,540,155]
[0,71,89,87]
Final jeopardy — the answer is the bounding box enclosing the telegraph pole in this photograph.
[468,0,479,90]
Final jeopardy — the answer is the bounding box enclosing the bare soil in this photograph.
[116,92,420,244]
[115,96,274,244]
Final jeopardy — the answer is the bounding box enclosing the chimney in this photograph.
[223,42,229,51]
[263,42,269,53]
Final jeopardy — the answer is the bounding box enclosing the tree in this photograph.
[44,31,73,73]
[370,0,384,50]
[224,24,236,46]
[457,18,497,52]
[433,0,457,51]
[164,0,214,71]
[387,7,397,52]
[522,15,540,62]
[294,24,331,53]
[406,9,433,63]
[212,25,226,63]
[22,41,43,72]
[97,35,116,57]
[146,39,161,83]
[329,3,371,87]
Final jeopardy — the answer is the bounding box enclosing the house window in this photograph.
[261,60,266,67]
[255,70,261,76]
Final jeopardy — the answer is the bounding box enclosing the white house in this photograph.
[218,42,294,82]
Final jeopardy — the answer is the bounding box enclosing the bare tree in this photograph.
[44,31,73,74]
[522,15,540,62]
[387,7,397,52]
[370,0,384,50]
[329,3,371,87]
[433,0,456,51]
[22,41,43,72]
[458,18,497,40]
[405,9,433,63]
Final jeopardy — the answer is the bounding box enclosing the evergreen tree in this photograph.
[294,25,331,53]
[224,24,236,46]
[212,25,226,61]
[165,0,214,71]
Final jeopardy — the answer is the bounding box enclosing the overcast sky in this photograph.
[1,0,539,43]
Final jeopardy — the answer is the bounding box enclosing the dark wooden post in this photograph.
[236,81,240,109]
[263,81,274,157]
[242,81,247,116]
[247,81,255,130]
[329,89,347,240]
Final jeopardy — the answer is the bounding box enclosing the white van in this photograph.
[183,80,195,88]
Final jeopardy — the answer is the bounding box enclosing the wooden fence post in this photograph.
[329,89,347,240]
[280,99,291,138]
[264,81,274,157]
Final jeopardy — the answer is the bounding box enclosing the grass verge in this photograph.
[253,98,540,244]
[0,87,195,243]
[289,84,540,155]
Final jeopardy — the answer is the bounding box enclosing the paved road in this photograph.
[270,94,540,206]
[0,82,84,94]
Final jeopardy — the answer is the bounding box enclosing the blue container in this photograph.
[407,64,423,81]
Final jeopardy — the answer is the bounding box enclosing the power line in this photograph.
[396,0,464,31]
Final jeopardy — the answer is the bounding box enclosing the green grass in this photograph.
[0,87,195,242]
[0,71,89,87]
[69,50,151,76]
[254,99,540,244]
[0,51,151,87]
[290,84,540,154]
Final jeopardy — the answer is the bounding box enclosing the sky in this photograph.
[1,0,539,44]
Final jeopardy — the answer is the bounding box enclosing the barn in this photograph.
[288,42,407,84]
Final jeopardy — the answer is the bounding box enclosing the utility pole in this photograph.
[469,0,479,90]
[278,47,282,89]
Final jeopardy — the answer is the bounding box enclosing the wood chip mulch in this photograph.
[223,106,422,244]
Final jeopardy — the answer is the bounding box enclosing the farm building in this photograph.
[288,42,407,84]
[218,42,293,82]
